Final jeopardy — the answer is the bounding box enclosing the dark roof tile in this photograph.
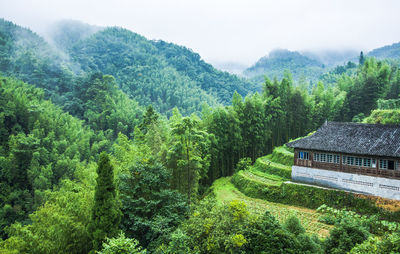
[286,122,400,157]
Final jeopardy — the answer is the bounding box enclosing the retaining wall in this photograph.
[292,166,400,200]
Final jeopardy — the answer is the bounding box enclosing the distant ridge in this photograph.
[243,49,326,82]
[368,42,400,60]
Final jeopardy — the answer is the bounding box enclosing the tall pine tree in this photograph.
[88,152,121,252]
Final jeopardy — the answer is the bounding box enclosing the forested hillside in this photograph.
[0,19,258,117]
[243,49,327,83]
[1,17,400,253]
[368,42,400,60]
[244,42,400,85]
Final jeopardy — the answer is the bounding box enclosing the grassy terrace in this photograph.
[254,155,292,179]
[211,177,332,237]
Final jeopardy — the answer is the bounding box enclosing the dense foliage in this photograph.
[0,77,107,238]
[88,152,121,252]
[1,18,400,253]
[118,162,188,249]
[244,49,327,83]
[162,199,323,254]
[368,41,400,60]
[0,19,258,117]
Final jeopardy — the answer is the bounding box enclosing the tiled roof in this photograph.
[286,122,400,158]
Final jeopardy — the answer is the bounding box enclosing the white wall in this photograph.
[292,166,400,200]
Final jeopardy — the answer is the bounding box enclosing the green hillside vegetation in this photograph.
[0,18,76,100]
[0,76,109,239]
[368,42,400,60]
[210,144,400,253]
[363,109,400,124]
[0,19,258,117]
[253,155,292,179]
[2,17,400,253]
[210,177,332,237]
[244,49,327,83]
[68,27,258,115]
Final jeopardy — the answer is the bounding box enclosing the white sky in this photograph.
[1,0,400,65]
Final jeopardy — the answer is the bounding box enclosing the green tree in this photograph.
[167,109,211,203]
[139,105,159,134]
[88,152,121,252]
[359,51,365,65]
[97,233,146,254]
[118,162,188,250]
[325,218,370,254]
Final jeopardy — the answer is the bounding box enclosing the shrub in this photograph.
[234,157,252,173]
[97,233,146,254]
[324,218,370,254]
[283,216,306,236]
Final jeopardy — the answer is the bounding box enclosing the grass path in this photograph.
[212,177,332,237]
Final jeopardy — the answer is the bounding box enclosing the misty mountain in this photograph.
[0,18,76,97]
[210,61,248,75]
[243,49,327,83]
[66,27,258,108]
[368,42,400,60]
[302,49,359,67]
[0,18,259,116]
[45,20,102,51]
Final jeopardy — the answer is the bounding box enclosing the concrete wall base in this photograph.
[292,166,400,200]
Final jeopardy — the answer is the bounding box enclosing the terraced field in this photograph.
[210,144,333,237]
[212,177,332,237]
[252,145,293,179]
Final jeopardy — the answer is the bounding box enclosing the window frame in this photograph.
[380,159,388,169]
[298,151,309,160]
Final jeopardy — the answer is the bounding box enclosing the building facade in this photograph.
[286,122,400,200]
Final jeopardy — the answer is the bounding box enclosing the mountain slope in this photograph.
[152,40,257,102]
[368,42,400,60]
[0,18,74,97]
[68,27,219,115]
[45,19,102,51]
[68,27,259,114]
[243,49,326,83]
[1,19,259,116]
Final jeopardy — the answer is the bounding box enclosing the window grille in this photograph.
[346,156,354,165]
[355,157,362,166]
[327,154,333,163]
[380,159,388,169]
[298,151,309,160]
[363,158,371,167]
[333,155,340,164]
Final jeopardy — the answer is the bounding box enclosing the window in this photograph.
[298,151,309,160]
[372,159,376,168]
[346,156,354,165]
[363,158,371,167]
[355,157,362,166]
[380,159,388,169]
[314,153,339,164]
[333,155,340,164]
